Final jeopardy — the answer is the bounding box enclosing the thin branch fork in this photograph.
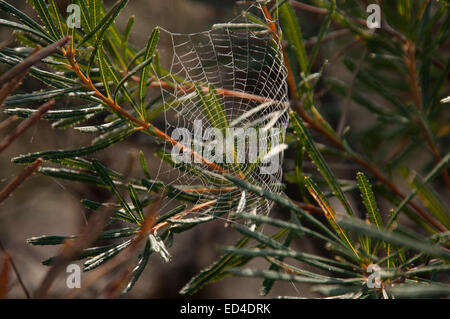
[35,191,159,298]
[0,158,42,204]
[0,240,30,299]
[69,192,275,297]
[293,201,323,215]
[182,186,237,194]
[289,0,406,42]
[0,100,55,153]
[36,166,218,296]
[291,0,448,74]
[0,251,10,299]
[0,116,19,131]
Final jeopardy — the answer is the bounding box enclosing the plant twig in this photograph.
[181,186,236,194]
[293,201,323,215]
[262,5,298,102]
[0,47,41,107]
[0,239,31,299]
[64,196,164,298]
[404,42,422,112]
[152,199,217,232]
[100,197,162,298]
[63,49,229,176]
[293,0,448,78]
[0,250,10,299]
[0,36,70,87]
[289,1,328,15]
[289,0,406,41]
[0,116,18,130]
[0,158,42,204]
[33,203,117,298]
[403,41,450,190]
[0,70,29,106]
[144,80,271,103]
[0,100,55,153]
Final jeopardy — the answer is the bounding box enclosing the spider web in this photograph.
[149,3,289,219]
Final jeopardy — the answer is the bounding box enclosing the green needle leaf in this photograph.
[77,0,129,48]
[139,27,159,120]
[92,160,139,224]
[290,111,355,217]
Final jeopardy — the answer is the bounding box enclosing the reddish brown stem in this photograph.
[304,29,350,48]
[0,46,42,106]
[64,49,228,176]
[295,110,446,231]
[0,252,10,299]
[404,41,450,191]
[182,186,237,194]
[289,1,406,41]
[0,158,42,204]
[0,116,19,131]
[293,201,323,215]
[0,240,30,299]
[0,36,70,87]
[0,100,55,153]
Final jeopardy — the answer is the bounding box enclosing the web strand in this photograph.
[150,3,289,219]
